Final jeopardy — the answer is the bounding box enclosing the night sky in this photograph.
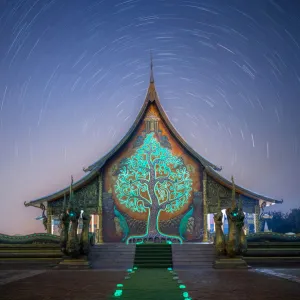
[0,0,299,235]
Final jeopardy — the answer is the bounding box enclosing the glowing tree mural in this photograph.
[114,132,193,243]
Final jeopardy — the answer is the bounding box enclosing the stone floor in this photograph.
[1,266,300,300]
[0,269,126,300]
[178,268,300,300]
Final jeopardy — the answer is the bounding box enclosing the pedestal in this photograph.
[213,257,250,269]
[55,256,91,269]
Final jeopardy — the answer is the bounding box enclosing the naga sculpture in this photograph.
[80,209,91,255]
[65,176,81,258]
[59,194,70,255]
[0,233,60,244]
[258,201,273,232]
[57,176,94,267]
[225,177,248,257]
[214,176,249,268]
[226,207,239,257]
[40,203,48,231]
[236,198,247,255]
[225,176,240,257]
[213,193,226,256]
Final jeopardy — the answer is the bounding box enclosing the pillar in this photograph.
[244,213,249,235]
[47,206,53,234]
[254,204,260,233]
[91,214,95,233]
[203,170,208,242]
[97,173,103,243]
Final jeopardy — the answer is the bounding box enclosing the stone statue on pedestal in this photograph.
[57,176,92,268]
[80,210,91,255]
[59,194,70,255]
[225,176,239,257]
[40,203,48,231]
[213,193,226,256]
[66,176,81,258]
[213,176,248,269]
[236,198,247,255]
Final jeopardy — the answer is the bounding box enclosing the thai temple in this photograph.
[25,59,282,243]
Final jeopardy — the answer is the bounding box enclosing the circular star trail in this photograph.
[0,0,299,234]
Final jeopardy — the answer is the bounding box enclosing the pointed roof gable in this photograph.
[24,57,282,207]
[84,57,222,173]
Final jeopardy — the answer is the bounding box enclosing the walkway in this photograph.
[1,266,300,299]
[108,268,185,300]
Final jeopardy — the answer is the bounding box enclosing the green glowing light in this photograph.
[114,289,123,297]
[167,268,172,271]
[114,133,192,243]
[179,285,186,289]
[183,292,189,298]
[116,284,123,288]
[167,240,172,244]
[133,267,138,270]
[127,269,133,272]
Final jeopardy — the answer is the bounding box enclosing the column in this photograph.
[97,173,104,243]
[91,215,95,233]
[94,215,99,243]
[203,170,208,242]
[244,213,249,235]
[47,206,53,234]
[254,204,260,233]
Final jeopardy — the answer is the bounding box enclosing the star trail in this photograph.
[0,0,299,234]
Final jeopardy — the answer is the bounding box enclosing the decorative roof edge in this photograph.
[205,166,283,204]
[24,170,99,207]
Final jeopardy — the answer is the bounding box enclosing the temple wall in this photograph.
[101,103,203,242]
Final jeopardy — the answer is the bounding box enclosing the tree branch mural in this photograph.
[114,132,193,243]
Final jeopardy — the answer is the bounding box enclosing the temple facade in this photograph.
[25,61,282,243]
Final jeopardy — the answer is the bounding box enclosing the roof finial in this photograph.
[150,50,154,83]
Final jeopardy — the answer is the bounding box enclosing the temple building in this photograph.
[25,60,282,243]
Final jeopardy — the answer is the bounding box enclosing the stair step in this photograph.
[171,244,215,269]
[134,244,173,269]
[135,264,172,268]
[135,255,172,259]
[90,244,136,269]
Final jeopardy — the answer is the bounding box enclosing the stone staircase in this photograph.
[172,243,215,269]
[134,243,173,268]
[0,244,63,269]
[90,243,136,270]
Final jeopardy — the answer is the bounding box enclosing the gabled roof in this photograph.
[84,58,222,174]
[25,57,282,207]
[24,170,97,207]
[205,166,283,204]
